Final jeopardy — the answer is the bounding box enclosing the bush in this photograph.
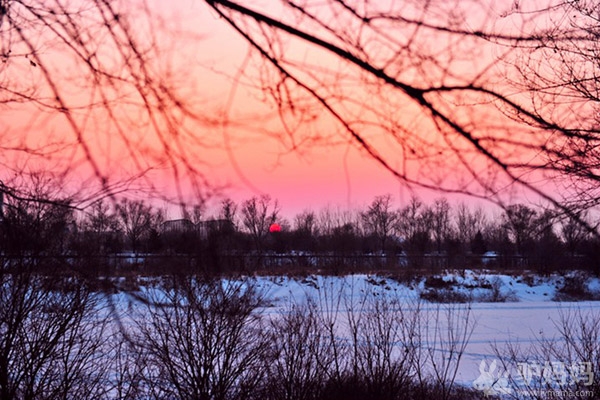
[553,273,600,301]
[421,274,516,303]
[420,288,473,303]
[424,275,455,289]
[133,277,269,400]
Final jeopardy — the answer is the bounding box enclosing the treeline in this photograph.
[1,191,599,272]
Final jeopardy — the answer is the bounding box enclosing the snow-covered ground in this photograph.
[248,271,600,389]
[112,270,600,395]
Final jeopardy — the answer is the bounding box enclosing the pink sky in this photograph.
[0,0,550,218]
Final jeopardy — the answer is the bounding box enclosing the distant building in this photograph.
[161,219,195,234]
[197,219,235,239]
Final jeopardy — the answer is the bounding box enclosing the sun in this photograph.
[269,223,281,233]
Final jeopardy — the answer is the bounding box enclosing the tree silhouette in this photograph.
[504,1,600,219]
[503,204,538,255]
[361,194,398,253]
[397,196,431,254]
[241,195,280,253]
[116,198,163,254]
[431,198,452,254]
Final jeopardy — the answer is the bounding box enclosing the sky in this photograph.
[129,0,468,215]
[172,1,478,215]
[0,0,431,219]
[0,0,560,219]
[159,0,531,217]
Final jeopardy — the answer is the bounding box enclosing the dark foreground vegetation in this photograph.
[2,260,599,400]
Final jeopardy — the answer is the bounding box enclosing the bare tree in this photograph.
[316,206,336,238]
[219,198,239,231]
[108,333,147,400]
[241,195,280,252]
[533,210,562,262]
[293,209,318,237]
[494,307,600,399]
[483,217,512,256]
[77,199,122,255]
[504,1,600,221]
[183,203,206,226]
[316,205,358,240]
[416,304,475,400]
[561,212,592,256]
[361,194,398,253]
[455,203,486,251]
[292,210,318,252]
[85,200,119,235]
[344,288,422,398]
[116,198,162,253]
[3,0,600,236]
[430,198,453,254]
[503,204,538,255]
[265,300,332,400]
[397,196,432,254]
[262,278,479,399]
